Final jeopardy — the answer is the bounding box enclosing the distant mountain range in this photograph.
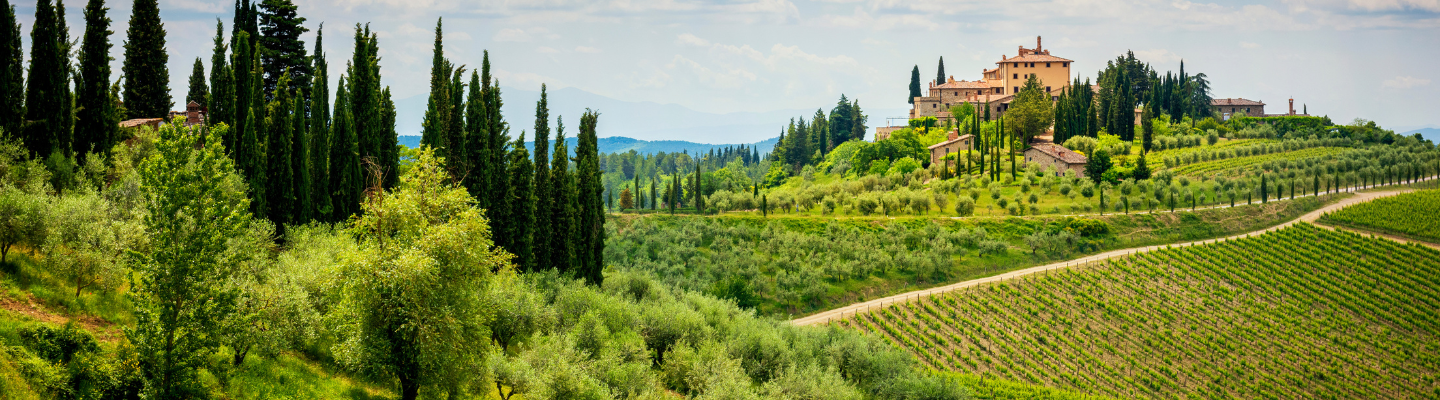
[397,135,778,157]
[1401,127,1436,142]
[393,85,907,145]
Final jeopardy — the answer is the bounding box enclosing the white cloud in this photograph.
[667,55,758,89]
[1240,41,1261,48]
[1383,76,1432,89]
[575,46,602,53]
[677,33,712,47]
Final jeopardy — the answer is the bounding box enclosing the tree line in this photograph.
[769,94,869,178]
[1053,51,1215,147]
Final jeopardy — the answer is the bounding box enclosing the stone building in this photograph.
[910,36,1072,121]
[1024,143,1088,177]
[1211,98,1265,120]
[927,131,974,165]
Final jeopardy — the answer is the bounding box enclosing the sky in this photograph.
[12,0,1440,140]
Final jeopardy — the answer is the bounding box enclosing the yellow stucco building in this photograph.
[910,37,1072,122]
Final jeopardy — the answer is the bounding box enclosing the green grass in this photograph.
[1320,188,1440,243]
[223,352,395,400]
[0,250,134,329]
[841,223,1440,399]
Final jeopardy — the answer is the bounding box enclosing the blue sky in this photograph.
[14,0,1440,138]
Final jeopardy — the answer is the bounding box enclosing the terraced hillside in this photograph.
[838,223,1440,399]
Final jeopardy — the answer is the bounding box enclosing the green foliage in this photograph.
[333,148,508,399]
[120,0,170,118]
[23,0,70,159]
[130,120,252,399]
[1007,75,1054,144]
[0,183,46,264]
[0,0,22,138]
[257,0,310,96]
[75,0,119,159]
[1321,188,1440,242]
[1084,149,1110,184]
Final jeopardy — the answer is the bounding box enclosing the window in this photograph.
[1062,62,1068,67]
[1013,73,1018,79]
[1046,63,1051,67]
[1045,86,1051,92]
[1013,87,1019,94]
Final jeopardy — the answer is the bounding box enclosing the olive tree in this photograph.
[333,148,511,400]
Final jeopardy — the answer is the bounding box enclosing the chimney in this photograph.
[949,75,954,83]
[1289,98,1295,116]
[1037,36,1042,52]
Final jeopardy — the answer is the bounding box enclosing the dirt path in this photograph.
[790,188,1419,326]
[0,293,121,341]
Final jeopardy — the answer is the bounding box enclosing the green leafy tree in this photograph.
[0,184,45,264]
[1085,148,1111,184]
[0,0,22,137]
[130,120,251,399]
[45,191,140,297]
[257,0,308,97]
[122,0,171,119]
[334,147,507,400]
[1007,74,1054,145]
[75,0,119,159]
[1133,152,1151,180]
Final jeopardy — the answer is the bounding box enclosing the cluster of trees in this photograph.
[1052,52,1213,149]
[414,19,604,277]
[769,95,868,176]
[599,142,768,214]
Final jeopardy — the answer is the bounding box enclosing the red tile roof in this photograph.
[935,80,990,89]
[928,134,975,150]
[1027,143,1087,164]
[1212,98,1265,106]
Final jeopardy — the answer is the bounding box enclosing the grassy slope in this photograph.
[0,251,396,400]
[840,223,1440,399]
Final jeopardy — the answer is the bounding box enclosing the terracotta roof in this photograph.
[998,54,1073,63]
[935,80,990,89]
[1027,143,1087,164]
[928,134,975,150]
[119,118,164,128]
[1212,98,1265,106]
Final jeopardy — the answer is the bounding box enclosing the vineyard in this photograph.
[1321,189,1440,242]
[1170,146,1349,176]
[837,223,1440,399]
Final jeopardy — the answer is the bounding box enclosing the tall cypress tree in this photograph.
[0,0,21,137]
[935,56,945,86]
[265,70,295,228]
[257,0,307,98]
[907,65,920,105]
[463,70,488,207]
[209,20,232,138]
[291,82,309,223]
[506,132,535,270]
[576,109,604,285]
[485,61,509,212]
[234,32,266,216]
[445,65,465,175]
[380,88,398,188]
[309,25,330,219]
[531,84,552,270]
[23,0,64,157]
[76,0,119,158]
[549,117,575,273]
[233,29,257,159]
[122,0,170,119]
[186,58,208,107]
[329,76,362,220]
[419,18,450,154]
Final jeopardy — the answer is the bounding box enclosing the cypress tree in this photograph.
[236,34,267,216]
[233,30,256,156]
[576,109,604,285]
[531,84,551,269]
[266,70,295,228]
[1142,90,1157,153]
[186,58,208,107]
[122,0,171,119]
[329,76,362,221]
[850,100,865,143]
[935,56,945,86]
[380,88,398,188]
[506,132,535,270]
[485,63,508,211]
[23,0,64,157]
[444,65,465,174]
[55,0,72,152]
[463,70,488,207]
[76,0,119,158]
[0,0,21,137]
[907,65,920,105]
[257,0,307,98]
[209,20,232,140]
[420,18,450,154]
[309,25,330,220]
[291,80,309,223]
[232,0,257,49]
[549,117,576,273]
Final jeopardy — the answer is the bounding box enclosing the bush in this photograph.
[954,196,975,216]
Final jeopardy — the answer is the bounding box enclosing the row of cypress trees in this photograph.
[1052,54,1215,149]
[419,19,605,284]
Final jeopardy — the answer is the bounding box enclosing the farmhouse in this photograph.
[911,36,1072,121]
[927,131,974,165]
[1024,143,1087,177]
